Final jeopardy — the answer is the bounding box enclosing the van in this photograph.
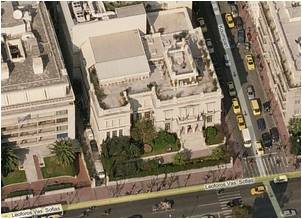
[241,128,252,148]
[250,99,261,116]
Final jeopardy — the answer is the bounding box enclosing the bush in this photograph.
[205,126,224,145]
[6,189,33,198]
[153,131,177,148]
[144,144,153,153]
[44,183,74,192]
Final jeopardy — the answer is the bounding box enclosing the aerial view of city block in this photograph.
[1,1,301,218]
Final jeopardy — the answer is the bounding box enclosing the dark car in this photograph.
[257,118,266,131]
[235,17,243,30]
[227,198,243,207]
[237,29,245,44]
[262,132,272,148]
[128,215,143,218]
[270,127,280,143]
[90,140,98,153]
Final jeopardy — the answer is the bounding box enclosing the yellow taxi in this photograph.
[250,99,261,116]
[232,98,241,115]
[245,54,255,71]
[236,114,246,130]
[225,13,235,28]
[255,141,264,156]
[250,185,266,195]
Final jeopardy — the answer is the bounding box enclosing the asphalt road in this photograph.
[62,179,302,218]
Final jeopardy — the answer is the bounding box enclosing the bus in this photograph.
[1,204,63,218]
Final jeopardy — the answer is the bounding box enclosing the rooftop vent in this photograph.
[33,57,43,74]
[13,9,23,20]
[7,39,26,63]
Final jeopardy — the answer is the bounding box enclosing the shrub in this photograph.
[144,144,153,153]
[44,183,74,192]
[6,190,33,198]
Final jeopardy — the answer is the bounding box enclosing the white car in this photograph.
[224,54,231,67]
[273,175,288,184]
[282,209,297,217]
[84,128,94,141]
[206,39,214,54]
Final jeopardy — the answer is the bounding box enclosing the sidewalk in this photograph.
[2,157,243,211]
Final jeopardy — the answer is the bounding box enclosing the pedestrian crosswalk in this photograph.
[242,153,288,177]
[216,191,242,218]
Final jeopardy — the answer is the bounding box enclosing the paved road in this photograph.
[64,180,301,218]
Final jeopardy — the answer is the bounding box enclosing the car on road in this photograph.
[197,17,207,33]
[245,42,250,51]
[246,85,255,100]
[262,132,273,148]
[227,81,237,97]
[250,185,266,195]
[232,98,241,114]
[245,54,255,71]
[224,54,231,67]
[235,16,243,29]
[270,127,280,143]
[282,209,297,217]
[201,215,216,218]
[227,198,243,207]
[152,200,173,212]
[225,13,235,28]
[257,118,266,131]
[236,114,246,130]
[273,175,288,184]
[237,29,245,44]
[206,39,214,54]
[90,139,98,153]
[230,4,239,18]
[250,99,261,116]
[255,141,264,156]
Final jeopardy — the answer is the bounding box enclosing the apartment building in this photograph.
[77,5,223,148]
[1,2,75,151]
[246,1,301,125]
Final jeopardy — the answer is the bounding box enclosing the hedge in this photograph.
[6,189,33,198]
[44,183,74,192]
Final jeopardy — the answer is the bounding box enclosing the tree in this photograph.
[1,147,19,177]
[131,118,157,144]
[173,152,187,166]
[288,117,301,136]
[232,205,253,218]
[125,143,142,159]
[210,147,225,160]
[49,139,76,166]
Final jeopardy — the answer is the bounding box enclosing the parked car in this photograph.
[206,39,214,54]
[270,127,280,143]
[235,16,243,29]
[224,54,231,67]
[273,175,288,184]
[255,141,264,156]
[227,81,237,97]
[250,186,266,195]
[262,132,273,148]
[282,209,297,217]
[246,85,255,100]
[232,98,241,115]
[245,42,250,51]
[245,54,255,71]
[250,99,261,116]
[197,17,208,33]
[236,114,246,130]
[85,128,94,141]
[257,118,266,131]
[230,4,239,18]
[237,29,245,44]
[225,13,235,28]
[90,140,98,153]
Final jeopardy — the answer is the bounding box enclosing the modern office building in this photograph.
[1,2,75,152]
[72,4,223,149]
[245,1,301,126]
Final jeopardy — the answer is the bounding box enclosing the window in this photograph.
[106,131,110,138]
[39,120,55,126]
[119,129,123,136]
[165,123,171,131]
[145,111,151,119]
[57,133,68,139]
[57,125,68,131]
[112,130,117,137]
[207,115,213,123]
[56,118,68,123]
[56,110,68,115]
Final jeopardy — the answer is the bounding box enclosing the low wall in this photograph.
[4,194,34,202]
[44,187,75,196]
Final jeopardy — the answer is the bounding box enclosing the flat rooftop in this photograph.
[115,3,145,18]
[147,7,193,34]
[1,2,68,93]
[90,29,150,81]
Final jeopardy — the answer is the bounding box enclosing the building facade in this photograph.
[1,2,75,149]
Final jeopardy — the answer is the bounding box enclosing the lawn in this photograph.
[143,131,181,157]
[205,126,225,145]
[2,169,27,186]
[41,156,76,178]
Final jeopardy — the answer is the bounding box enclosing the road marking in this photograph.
[262,156,269,174]
[151,208,175,215]
[218,196,241,202]
[197,203,218,207]
[217,193,241,198]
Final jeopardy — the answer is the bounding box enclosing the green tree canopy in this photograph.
[173,152,187,166]
[288,117,301,136]
[49,139,76,167]
[1,147,19,177]
[131,118,157,144]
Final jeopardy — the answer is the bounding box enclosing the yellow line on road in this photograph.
[63,171,300,211]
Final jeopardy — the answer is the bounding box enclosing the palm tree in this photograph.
[1,147,19,177]
[49,139,75,166]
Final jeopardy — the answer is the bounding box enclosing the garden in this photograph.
[2,169,27,186]
[41,156,76,178]
[204,126,225,145]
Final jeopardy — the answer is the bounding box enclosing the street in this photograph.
[62,178,301,218]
